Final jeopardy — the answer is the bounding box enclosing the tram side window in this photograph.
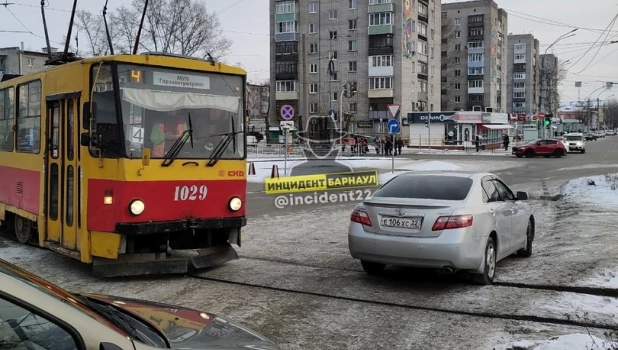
[91,64,123,157]
[0,87,14,151]
[17,81,41,153]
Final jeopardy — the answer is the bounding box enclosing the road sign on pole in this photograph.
[387,104,401,119]
[280,121,294,129]
[280,105,295,120]
[538,112,545,119]
[387,119,400,134]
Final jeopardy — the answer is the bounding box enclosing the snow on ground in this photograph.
[560,172,618,210]
[247,158,516,184]
[494,333,617,350]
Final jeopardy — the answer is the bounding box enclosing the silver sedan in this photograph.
[348,171,535,285]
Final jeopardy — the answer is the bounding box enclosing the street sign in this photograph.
[280,105,295,120]
[387,119,400,134]
[538,112,545,119]
[280,121,294,129]
[387,104,401,119]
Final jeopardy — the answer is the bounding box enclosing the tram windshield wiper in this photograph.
[161,113,194,167]
[207,116,242,167]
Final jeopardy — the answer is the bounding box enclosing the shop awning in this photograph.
[481,124,514,130]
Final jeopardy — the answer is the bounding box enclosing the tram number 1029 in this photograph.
[173,185,208,201]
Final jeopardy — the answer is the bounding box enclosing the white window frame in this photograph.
[310,83,318,94]
[468,67,484,75]
[454,18,461,25]
[514,53,525,60]
[513,82,525,89]
[369,77,392,90]
[514,44,526,51]
[276,21,296,34]
[276,81,297,92]
[276,1,295,14]
[309,43,318,54]
[329,9,338,19]
[372,55,393,67]
[468,53,483,62]
[349,0,358,9]
[455,96,461,103]
[513,72,526,79]
[348,40,358,51]
[369,0,391,4]
[369,12,392,26]
[513,92,525,99]
[310,64,318,74]
[310,103,318,113]
[309,24,317,34]
[468,41,483,48]
[349,19,357,30]
[468,80,483,88]
[349,61,357,72]
[309,3,318,13]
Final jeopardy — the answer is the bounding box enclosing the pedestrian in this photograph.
[396,137,403,155]
[475,135,480,152]
[503,134,510,151]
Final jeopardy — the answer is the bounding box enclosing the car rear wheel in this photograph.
[524,149,535,158]
[517,219,533,258]
[553,149,563,158]
[361,260,386,275]
[472,237,496,285]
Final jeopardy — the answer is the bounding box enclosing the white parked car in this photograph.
[348,171,535,285]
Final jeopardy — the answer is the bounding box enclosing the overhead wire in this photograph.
[504,8,618,34]
[566,12,618,74]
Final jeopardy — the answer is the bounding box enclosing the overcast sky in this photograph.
[1,0,617,107]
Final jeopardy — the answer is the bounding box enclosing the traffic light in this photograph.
[424,121,429,128]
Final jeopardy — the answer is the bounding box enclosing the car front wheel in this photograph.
[472,237,496,285]
[361,260,386,275]
[517,219,533,258]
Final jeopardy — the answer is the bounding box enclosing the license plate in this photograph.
[380,217,422,229]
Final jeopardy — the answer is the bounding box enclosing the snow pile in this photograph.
[561,173,618,210]
[496,334,617,350]
[586,268,618,288]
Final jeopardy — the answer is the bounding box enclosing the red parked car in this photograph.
[512,139,567,158]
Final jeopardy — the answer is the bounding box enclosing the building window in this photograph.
[454,18,461,25]
[349,0,357,9]
[276,1,296,14]
[310,64,318,74]
[513,82,525,89]
[468,53,483,62]
[27,58,34,67]
[469,29,483,36]
[455,96,461,103]
[455,31,461,38]
[310,24,318,34]
[418,22,428,36]
[330,31,338,39]
[350,103,357,112]
[276,21,296,34]
[372,55,393,67]
[454,70,461,76]
[454,83,461,90]
[349,19,357,30]
[0,87,15,151]
[333,92,338,101]
[276,41,298,55]
[349,61,357,72]
[468,80,483,88]
[330,51,338,60]
[369,77,392,89]
[468,14,483,24]
[276,81,297,92]
[455,44,461,51]
[468,41,483,48]
[310,103,318,113]
[310,83,318,94]
[369,0,392,4]
[329,9,338,19]
[514,43,526,51]
[276,61,297,74]
[418,61,428,74]
[309,2,318,13]
[348,40,358,51]
[455,57,461,64]
[514,53,525,61]
[369,12,392,26]
[468,67,483,75]
[309,43,318,54]
[418,2,428,16]
[17,80,41,153]
[513,92,525,99]
[330,72,338,81]
[513,72,526,79]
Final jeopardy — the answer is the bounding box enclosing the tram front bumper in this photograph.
[92,243,239,278]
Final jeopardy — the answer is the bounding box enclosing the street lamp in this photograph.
[540,29,577,137]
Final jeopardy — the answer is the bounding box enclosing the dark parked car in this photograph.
[512,139,567,158]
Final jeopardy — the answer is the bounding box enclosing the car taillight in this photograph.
[432,215,473,231]
[351,209,372,226]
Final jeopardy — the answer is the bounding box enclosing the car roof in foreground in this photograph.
[392,171,493,180]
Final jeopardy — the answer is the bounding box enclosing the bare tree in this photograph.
[72,0,231,59]
[74,10,112,56]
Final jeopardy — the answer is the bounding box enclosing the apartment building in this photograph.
[269,0,442,139]
[539,53,559,115]
[506,34,539,115]
[440,0,508,113]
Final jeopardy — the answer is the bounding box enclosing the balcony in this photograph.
[368,89,394,98]
[275,11,298,22]
[418,33,427,42]
[468,87,484,94]
[368,64,394,77]
[276,91,299,100]
[369,24,393,36]
[467,46,484,54]
[368,2,394,13]
[369,110,389,120]
[468,20,484,28]
[417,73,428,81]
[467,60,484,68]
[468,32,484,40]
[275,32,298,42]
[275,41,298,57]
[275,72,297,80]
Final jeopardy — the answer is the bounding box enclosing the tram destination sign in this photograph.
[152,72,210,90]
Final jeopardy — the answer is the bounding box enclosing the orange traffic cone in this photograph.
[248,162,256,175]
[271,164,279,179]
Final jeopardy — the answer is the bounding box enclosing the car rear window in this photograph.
[565,135,583,141]
[372,175,473,200]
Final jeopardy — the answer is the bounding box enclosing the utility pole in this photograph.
[587,98,591,132]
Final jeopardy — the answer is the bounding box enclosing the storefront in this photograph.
[477,113,514,144]
[407,112,456,147]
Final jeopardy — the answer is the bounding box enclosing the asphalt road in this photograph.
[247,136,618,217]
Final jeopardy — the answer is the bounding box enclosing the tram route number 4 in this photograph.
[174,185,208,201]
[131,127,145,144]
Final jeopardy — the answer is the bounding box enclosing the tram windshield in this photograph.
[90,63,245,159]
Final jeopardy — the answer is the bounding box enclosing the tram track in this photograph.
[187,272,618,331]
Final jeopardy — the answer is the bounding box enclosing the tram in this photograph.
[0,53,248,277]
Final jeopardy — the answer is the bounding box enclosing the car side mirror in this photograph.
[516,191,528,201]
[100,343,123,350]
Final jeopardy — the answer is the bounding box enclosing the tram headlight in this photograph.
[229,197,242,211]
[129,199,145,216]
